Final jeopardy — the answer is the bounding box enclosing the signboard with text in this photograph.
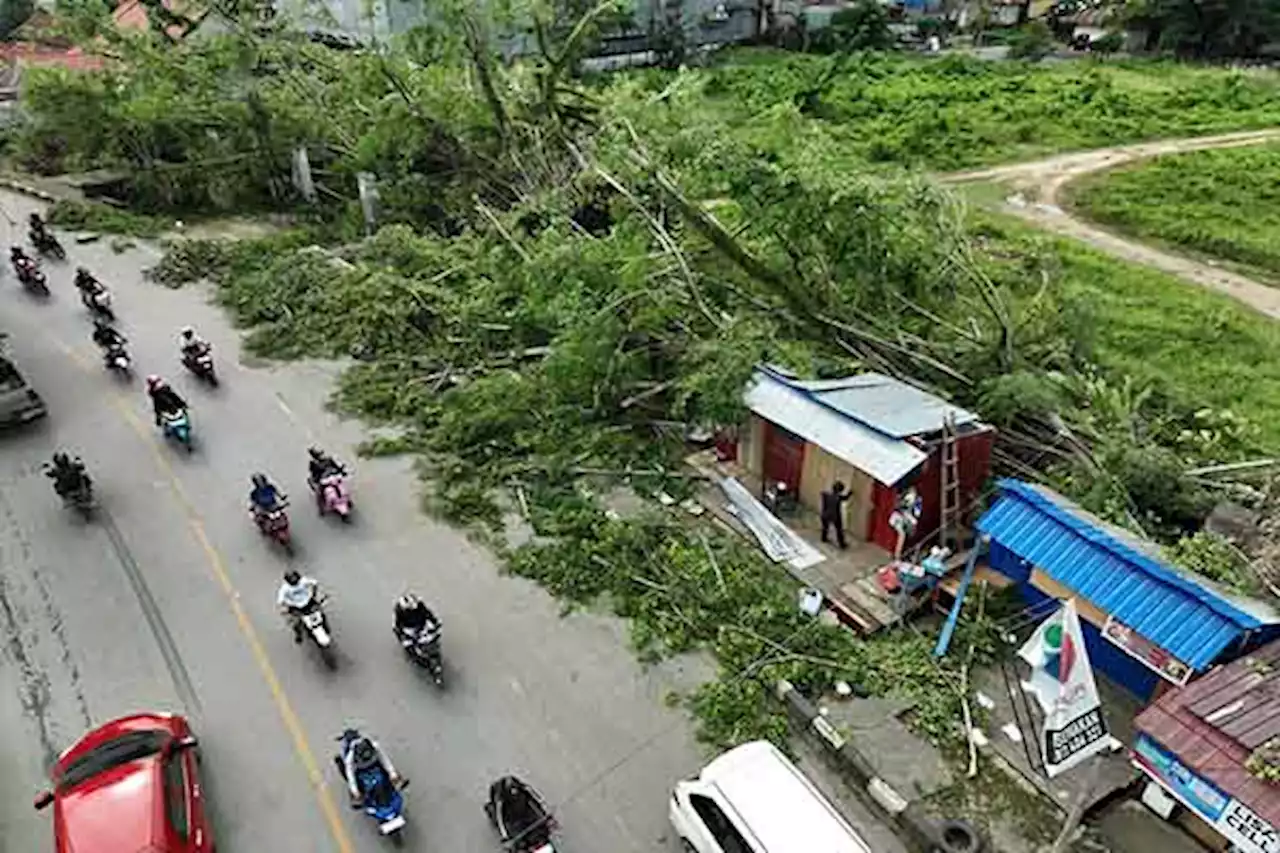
[1102,615,1194,686]
[1018,600,1111,777]
[1133,733,1280,853]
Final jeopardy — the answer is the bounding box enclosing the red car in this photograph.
[33,712,215,852]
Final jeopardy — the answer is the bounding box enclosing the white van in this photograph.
[669,740,874,853]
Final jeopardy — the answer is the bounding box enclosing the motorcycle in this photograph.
[103,343,132,379]
[15,261,48,297]
[62,480,96,519]
[31,230,65,261]
[182,346,218,386]
[334,731,408,845]
[159,408,194,453]
[396,622,444,687]
[292,593,335,669]
[82,288,115,322]
[485,777,558,853]
[312,471,353,522]
[47,468,95,520]
[255,501,293,555]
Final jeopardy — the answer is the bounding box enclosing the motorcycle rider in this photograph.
[92,317,127,352]
[11,246,35,278]
[248,472,285,523]
[28,212,49,245]
[179,325,210,363]
[74,266,106,302]
[307,445,345,482]
[392,593,437,639]
[145,375,187,425]
[488,775,545,839]
[44,452,89,498]
[277,569,319,643]
[338,728,404,807]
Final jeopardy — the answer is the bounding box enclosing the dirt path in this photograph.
[944,128,1280,319]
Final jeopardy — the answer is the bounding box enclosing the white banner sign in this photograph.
[1219,798,1280,853]
[1018,599,1111,777]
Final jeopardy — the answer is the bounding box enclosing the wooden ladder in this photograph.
[939,414,961,551]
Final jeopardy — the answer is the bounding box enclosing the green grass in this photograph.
[47,199,173,238]
[990,214,1280,452]
[1068,143,1280,280]
[605,52,1280,180]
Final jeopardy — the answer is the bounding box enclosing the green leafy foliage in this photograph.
[47,199,173,238]
[31,36,1280,761]
[811,2,895,52]
[1247,736,1280,783]
[1165,531,1257,594]
[603,51,1280,173]
[1007,21,1056,60]
[1069,144,1280,280]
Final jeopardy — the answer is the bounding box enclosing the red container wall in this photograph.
[868,481,900,551]
[865,427,996,552]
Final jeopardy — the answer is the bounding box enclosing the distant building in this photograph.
[278,0,780,56]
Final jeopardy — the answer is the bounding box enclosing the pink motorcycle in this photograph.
[312,471,353,523]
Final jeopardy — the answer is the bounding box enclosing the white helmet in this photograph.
[180,326,195,339]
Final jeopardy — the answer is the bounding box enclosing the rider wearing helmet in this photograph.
[145,375,187,425]
[44,452,88,498]
[179,325,209,361]
[248,472,284,518]
[488,775,545,840]
[92,317,126,351]
[28,212,48,243]
[277,569,319,643]
[74,267,103,296]
[11,246,33,276]
[307,445,345,487]
[339,728,402,806]
[393,593,436,637]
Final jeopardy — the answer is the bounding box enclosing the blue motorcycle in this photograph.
[160,408,194,453]
[334,730,408,846]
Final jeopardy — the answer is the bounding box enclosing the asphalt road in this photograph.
[0,191,713,853]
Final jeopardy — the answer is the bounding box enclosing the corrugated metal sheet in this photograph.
[744,372,927,486]
[977,479,1279,673]
[1135,639,1280,828]
[795,372,980,439]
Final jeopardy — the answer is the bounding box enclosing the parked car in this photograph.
[0,354,46,426]
[33,712,215,853]
[670,740,872,853]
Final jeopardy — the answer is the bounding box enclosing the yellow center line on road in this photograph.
[50,338,356,853]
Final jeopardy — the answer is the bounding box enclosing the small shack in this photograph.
[978,479,1280,702]
[736,366,995,552]
[1132,638,1280,853]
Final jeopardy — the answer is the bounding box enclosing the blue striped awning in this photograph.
[978,480,1280,672]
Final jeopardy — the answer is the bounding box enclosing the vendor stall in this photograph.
[978,479,1280,701]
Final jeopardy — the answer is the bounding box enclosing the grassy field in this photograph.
[985,213,1280,452]
[604,51,1280,177]
[1068,143,1280,280]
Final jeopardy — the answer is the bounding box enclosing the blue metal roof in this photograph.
[978,479,1280,672]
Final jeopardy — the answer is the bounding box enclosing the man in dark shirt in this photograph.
[820,481,851,549]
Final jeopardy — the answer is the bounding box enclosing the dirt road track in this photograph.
[944,128,1280,319]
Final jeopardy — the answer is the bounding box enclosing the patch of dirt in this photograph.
[944,128,1280,319]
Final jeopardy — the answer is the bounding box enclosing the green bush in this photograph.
[1008,21,1056,60]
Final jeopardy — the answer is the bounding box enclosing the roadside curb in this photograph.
[777,680,982,853]
[0,176,60,203]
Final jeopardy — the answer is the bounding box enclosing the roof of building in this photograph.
[0,43,106,72]
[791,372,981,439]
[744,369,928,486]
[977,479,1280,672]
[1135,638,1280,828]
